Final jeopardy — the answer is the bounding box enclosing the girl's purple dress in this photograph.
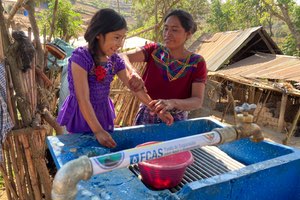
[57,47,125,133]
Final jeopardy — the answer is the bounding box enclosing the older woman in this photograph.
[124,9,207,125]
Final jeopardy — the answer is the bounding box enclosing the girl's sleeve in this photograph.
[192,56,208,84]
[113,54,126,74]
[141,43,157,62]
[69,47,94,72]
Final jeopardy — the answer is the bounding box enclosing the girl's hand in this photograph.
[157,112,174,126]
[94,130,117,148]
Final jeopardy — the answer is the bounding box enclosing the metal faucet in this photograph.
[234,103,264,142]
[215,103,264,144]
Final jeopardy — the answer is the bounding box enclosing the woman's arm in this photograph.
[117,68,174,125]
[150,82,205,113]
[72,62,116,148]
[120,47,145,63]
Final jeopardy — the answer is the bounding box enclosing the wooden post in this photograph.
[0,29,3,61]
[278,94,288,132]
[282,106,300,145]
[248,87,255,104]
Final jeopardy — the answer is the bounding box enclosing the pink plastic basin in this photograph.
[137,141,194,189]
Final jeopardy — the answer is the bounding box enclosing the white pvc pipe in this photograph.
[90,130,221,175]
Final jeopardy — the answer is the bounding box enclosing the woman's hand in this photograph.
[149,99,174,126]
[94,130,117,148]
[157,112,174,126]
[128,72,146,92]
[149,99,175,114]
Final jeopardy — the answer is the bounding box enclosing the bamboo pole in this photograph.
[114,94,130,125]
[3,142,16,197]
[129,98,139,125]
[0,165,17,200]
[1,144,16,200]
[17,135,34,200]
[5,63,16,125]
[7,136,25,200]
[13,135,28,199]
[21,134,42,200]
[1,146,11,200]
[29,129,52,200]
[123,96,134,126]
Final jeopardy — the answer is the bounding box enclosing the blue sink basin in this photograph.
[47,117,300,200]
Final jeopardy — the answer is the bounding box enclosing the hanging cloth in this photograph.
[0,62,14,162]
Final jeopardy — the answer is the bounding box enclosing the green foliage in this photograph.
[207,0,229,31]
[129,0,209,42]
[292,5,300,32]
[37,0,83,42]
[281,34,300,56]
[207,0,265,32]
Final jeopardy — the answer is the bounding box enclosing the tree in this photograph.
[37,0,83,42]
[261,0,300,51]
[207,0,229,31]
[128,0,209,42]
[207,0,271,32]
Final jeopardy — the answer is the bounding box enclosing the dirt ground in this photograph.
[0,190,7,200]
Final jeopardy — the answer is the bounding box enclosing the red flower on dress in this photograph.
[94,65,106,82]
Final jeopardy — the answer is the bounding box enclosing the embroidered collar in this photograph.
[151,43,201,81]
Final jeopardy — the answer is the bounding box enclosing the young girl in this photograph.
[57,9,173,148]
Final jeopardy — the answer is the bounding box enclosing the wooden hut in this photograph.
[190,27,300,144]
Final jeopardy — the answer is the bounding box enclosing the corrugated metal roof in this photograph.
[190,26,281,72]
[216,53,300,83]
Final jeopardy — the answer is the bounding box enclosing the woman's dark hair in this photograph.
[84,8,127,63]
[164,9,197,34]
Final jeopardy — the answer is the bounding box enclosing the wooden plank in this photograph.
[278,94,288,132]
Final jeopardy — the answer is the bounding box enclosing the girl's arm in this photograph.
[117,68,174,125]
[72,62,116,148]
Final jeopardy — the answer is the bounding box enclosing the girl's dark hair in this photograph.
[84,8,127,63]
[164,9,197,34]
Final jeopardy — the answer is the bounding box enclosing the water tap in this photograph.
[234,103,264,142]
